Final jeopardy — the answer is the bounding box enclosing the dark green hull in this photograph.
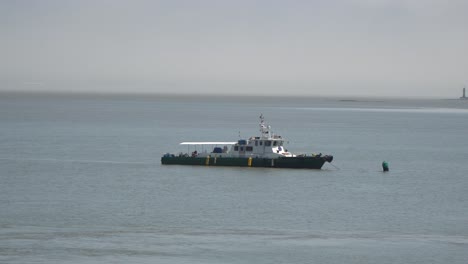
[161,156,332,169]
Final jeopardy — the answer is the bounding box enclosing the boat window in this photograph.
[259,141,263,146]
[265,141,271,146]
[213,147,223,153]
[234,146,239,151]
[240,147,244,151]
[255,141,258,146]
[246,146,253,151]
[273,141,277,146]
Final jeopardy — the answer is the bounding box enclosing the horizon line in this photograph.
[0,89,457,100]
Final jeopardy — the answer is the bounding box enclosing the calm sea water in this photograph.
[1,92,467,264]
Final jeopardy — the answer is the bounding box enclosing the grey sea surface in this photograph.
[1,92,467,264]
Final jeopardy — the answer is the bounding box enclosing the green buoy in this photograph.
[382,161,389,172]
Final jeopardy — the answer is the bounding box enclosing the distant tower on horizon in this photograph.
[461,87,467,99]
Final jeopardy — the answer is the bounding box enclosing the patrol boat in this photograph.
[161,115,333,169]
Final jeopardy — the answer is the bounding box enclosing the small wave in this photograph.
[292,107,468,114]
[275,232,468,246]
[0,157,152,165]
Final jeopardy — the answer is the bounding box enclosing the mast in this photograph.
[259,114,271,139]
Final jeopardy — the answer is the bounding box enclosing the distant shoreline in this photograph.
[339,99,385,103]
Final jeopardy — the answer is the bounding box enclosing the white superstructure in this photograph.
[181,115,295,159]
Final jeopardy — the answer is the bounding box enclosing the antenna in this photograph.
[259,113,270,138]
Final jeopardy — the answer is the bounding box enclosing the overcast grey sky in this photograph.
[1,0,467,97]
